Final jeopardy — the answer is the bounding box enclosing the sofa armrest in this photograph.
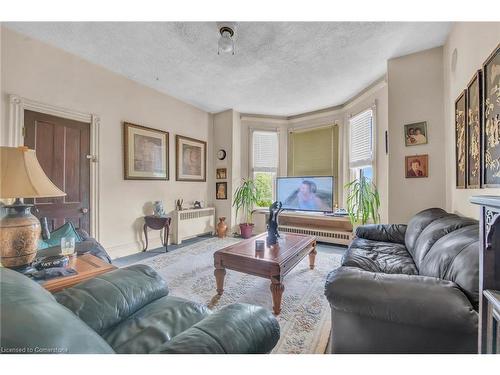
[355,224,407,244]
[55,265,168,334]
[325,267,477,334]
[154,304,280,354]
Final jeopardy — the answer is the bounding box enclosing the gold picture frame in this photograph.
[216,168,227,179]
[175,135,207,182]
[123,122,169,180]
[405,154,429,178]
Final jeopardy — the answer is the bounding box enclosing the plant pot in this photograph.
[239,223,254,239]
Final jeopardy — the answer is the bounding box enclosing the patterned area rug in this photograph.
[133,237,341,354]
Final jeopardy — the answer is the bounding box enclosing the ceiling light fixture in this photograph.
[218,25,235,55]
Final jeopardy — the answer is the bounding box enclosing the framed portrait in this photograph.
[466,71,482,188]
[123,122,169,180]
[455,90,467,188]
[405,154,429,178]
[216,168,227,179]
[404,121,428,146]
[216,182,227,200]
[175,135,207,182]
[482,43,500,187]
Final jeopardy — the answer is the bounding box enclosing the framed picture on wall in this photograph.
[216,168,227,179]
[123,122,169,180]
[216,182,228,200]
[405,154,428,178]
[404,121,428,146]
[466,70,482,188]
[455,90,467,188]
[482,43,500,187]
[175,135,207,182]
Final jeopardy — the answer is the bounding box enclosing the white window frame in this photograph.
[348,105,377,184]
[249,128,280,203]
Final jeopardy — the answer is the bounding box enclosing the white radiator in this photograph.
[172,207,215,245]
[278,225,353,246]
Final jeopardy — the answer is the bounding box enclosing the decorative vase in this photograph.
[0,204,40,268]
[217,217,228,238]
[153,201,165,216]
[239,223,254,239]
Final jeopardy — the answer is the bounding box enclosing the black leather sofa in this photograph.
[1,264,280,354]
[325,208,479,354]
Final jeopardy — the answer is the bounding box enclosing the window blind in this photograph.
[253,131,278,172]
[349,109,373,168]
[287,126,338,177]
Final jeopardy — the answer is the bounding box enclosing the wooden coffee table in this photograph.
[41,254,116,293]
[214,232,317,315]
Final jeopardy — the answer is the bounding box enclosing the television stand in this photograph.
[264,210,353,246]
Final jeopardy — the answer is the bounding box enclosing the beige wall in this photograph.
[1,27,211,258]
[212,109,243,232]
[443,22,500,219]
[387,47,446,223]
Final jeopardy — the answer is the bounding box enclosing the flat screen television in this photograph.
[276,176,334,213]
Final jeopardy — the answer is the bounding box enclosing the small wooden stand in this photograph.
[41,254,116,293]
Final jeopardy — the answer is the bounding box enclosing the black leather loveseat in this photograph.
[1,264,280,354]
[325,208,479,354]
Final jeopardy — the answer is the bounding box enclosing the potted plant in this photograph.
[233,178,262,238]
[344,175,380,226]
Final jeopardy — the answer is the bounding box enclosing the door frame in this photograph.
[8,94,101,241]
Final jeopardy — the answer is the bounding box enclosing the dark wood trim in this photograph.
[123,121,169,181]
[175,134,207,182]
[466,70,483,189]
[455,90,468,189]
[481,43,500,188]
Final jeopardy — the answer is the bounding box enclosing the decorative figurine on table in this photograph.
[175,199,184,211]
[267,201,283,246]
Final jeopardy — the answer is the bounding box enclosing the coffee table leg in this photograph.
[214,267,226,295]
[309,242,317,270]
[270,277,284,315]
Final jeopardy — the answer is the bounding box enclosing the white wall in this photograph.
[443,22,500,219]
[0,27,211,258]
[387,47,446,223]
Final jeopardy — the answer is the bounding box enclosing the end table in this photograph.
[143,215,171,252]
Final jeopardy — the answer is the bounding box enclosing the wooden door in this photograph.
[24,110,91,233]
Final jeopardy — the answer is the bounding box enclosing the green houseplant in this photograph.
[233,178,262,238]
[344,175,380,226]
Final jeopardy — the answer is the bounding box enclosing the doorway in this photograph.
[24,110,91,233]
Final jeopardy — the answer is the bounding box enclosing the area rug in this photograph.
[133,237,341,354]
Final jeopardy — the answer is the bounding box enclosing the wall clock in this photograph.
[217,149,227,160]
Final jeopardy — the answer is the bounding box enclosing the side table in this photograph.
[143,215,171,252]
[41,254,116,293]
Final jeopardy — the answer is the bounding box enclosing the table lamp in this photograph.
[0,146,66,268]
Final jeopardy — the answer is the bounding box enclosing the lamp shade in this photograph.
[0,146,66,199]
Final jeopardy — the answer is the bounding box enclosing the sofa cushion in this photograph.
[342,237,418,275]
[40,222,83,248]
[102,296,210,353]
[405,207,449,256]
[417,225,479,308]
[0,268,114,354]
[55,265,168,335]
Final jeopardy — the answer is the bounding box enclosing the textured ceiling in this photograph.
[4,22,452,116]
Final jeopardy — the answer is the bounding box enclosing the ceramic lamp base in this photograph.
[0,200,40,268]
